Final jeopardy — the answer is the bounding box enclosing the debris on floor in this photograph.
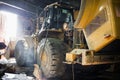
[0,57,35,79]
[0,56,15,78]
[0,55,8,64]
[0,57,46,80]
[2,73,35,80]
[33,64,42,80]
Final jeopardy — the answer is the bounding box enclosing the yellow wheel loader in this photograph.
[14,0,120,79]
[14,2,74,79]
[66,0,120,71]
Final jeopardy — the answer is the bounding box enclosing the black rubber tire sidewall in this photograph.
[37,38,68,78]
[14,37,35,67]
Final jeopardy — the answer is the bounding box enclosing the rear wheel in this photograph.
[37,38,68,79]
[14,37,35,67]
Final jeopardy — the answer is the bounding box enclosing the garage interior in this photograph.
[0,0,120,80]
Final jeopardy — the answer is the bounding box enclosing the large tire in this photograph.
[37,38,68,79]
[14,37,35,67]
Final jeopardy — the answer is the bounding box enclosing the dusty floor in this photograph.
[71,71,120,80]
[0,58,120,80]
[1,66,120,80]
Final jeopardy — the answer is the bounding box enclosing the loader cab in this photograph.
[38,3,74,41]
[39,3,74,31]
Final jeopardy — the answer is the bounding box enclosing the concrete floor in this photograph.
[0,58,120,80]
[72,71,120,80]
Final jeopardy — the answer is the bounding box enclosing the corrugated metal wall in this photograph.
[0,12,6,42]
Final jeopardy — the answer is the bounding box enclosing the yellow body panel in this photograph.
[75,0,102,28]
[112,1,120,39]
[66,53,77,62]
[74,10,79,20]
[74,0,120,52]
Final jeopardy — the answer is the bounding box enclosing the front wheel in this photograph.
[37,38,68,79]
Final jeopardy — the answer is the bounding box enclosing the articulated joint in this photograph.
[65,49,94,65]
[65,49,120,65]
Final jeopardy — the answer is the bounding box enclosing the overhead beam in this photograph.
[0,0,37,17]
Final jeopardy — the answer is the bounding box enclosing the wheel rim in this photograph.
[40,50,48,67]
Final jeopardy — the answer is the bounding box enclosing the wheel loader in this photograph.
[14,2,74,79]
[66,0,120,72]
[14,0,120,79]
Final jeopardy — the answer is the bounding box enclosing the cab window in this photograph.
[85,9,108,36]
[115,4,120,17]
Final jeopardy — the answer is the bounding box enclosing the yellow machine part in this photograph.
[73,10,79,21]
[66,53,77,62]
[74,0,120,52]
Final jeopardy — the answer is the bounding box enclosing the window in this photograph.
[85,9,108,36]
[115,5,120,17]
[0,11,18,38]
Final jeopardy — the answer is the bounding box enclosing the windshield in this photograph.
[53,6,73,29]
